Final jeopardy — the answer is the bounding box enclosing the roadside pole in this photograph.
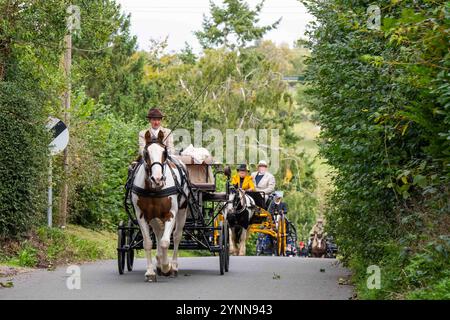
[48,157,53,227]
[60,31,71,229]
[59,5,80,228]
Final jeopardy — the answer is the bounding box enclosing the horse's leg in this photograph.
[159,196,178,275]
[238,228,247,256]
[229,228,235,255]
[149,219,164,275]
[136,215,156,282]
[171,207,187,277]
[229,228,237,256]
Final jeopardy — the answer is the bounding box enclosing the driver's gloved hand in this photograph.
[128,161,136,169]
[128,161,139,178]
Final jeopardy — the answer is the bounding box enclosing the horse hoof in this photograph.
[161,270,171,277]
[145,274,157,282]
[170,269,178,278]
[161,265,172,277]
[156,267,162,276]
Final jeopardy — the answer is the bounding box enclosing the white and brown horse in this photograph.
[226,188,257,256]
[131,130,189,282]
[311,232,327,258]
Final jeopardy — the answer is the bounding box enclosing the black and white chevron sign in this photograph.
[46,117,69,155]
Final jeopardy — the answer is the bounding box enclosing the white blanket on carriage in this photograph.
[181,144,212,164]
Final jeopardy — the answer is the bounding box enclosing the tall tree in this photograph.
[70,0,151,119]
[195,0,281,50]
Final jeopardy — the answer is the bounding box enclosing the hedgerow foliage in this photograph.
[0,0,67,239]
[0,81,50,239]
[301,0,449,298]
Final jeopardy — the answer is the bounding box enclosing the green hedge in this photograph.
[302,0,450,299]
[0,81,50,239]
[66,91,144,229]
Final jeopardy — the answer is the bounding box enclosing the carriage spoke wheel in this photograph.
[126,220,134,272]
[283,220,287,255]
[117,221,126,275]
[224,220,230,272]
[273,238,278,256]
[277,217,286,256]
[282,219,287,256]
[218,221,226,275]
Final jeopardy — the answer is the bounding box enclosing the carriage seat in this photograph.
[171,155,215,191]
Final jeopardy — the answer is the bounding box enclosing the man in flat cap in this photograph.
[138,107,175,156]
[251,160,276,197]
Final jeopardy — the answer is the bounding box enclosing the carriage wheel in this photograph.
[223,220,230,272]
[277,217,286,256]
[273,237,279,256]
[281,219,286,256]
[126,220,134,272]
[117,221,126,275]
[277,227,281,256]
[218,221,225,275]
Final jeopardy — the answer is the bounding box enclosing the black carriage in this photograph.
[325,236,338,258]
[285,220,298,257]
[117,155,232,275]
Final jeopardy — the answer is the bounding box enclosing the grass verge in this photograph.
[0,224,210,272]
[0,225,117,269]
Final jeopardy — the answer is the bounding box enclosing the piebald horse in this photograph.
[311,232,327,258]
[131,130,189,282]
[226,188,257,256]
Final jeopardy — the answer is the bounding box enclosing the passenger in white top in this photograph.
[251,160,276,197]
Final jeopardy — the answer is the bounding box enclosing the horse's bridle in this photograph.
[231,188,247,215]
[142,139,168,184]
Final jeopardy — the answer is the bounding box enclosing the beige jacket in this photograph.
[310,224,324,237]
[251,171,276,195]
[138,126,175,156]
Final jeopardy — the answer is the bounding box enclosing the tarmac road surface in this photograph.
[0,256,353,300]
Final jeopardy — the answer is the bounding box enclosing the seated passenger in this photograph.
[231,164,255,192]
[268,191,288,228]
[251,160,276,198]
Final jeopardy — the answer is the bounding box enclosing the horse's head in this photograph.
[313,232,325,249]
[226,187,247,224]
[237,188,247,208]
[228,188,246,212]
[143,130,168,189]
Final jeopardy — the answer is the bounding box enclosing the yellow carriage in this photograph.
[248,204,287,256]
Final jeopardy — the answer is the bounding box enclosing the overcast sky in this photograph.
[116,0,313,53]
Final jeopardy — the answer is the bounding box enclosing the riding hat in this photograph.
[236,164,249,172]
[147,108,164,119]
[257,160,268,167]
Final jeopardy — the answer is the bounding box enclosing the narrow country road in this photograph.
[0,256,353,300]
